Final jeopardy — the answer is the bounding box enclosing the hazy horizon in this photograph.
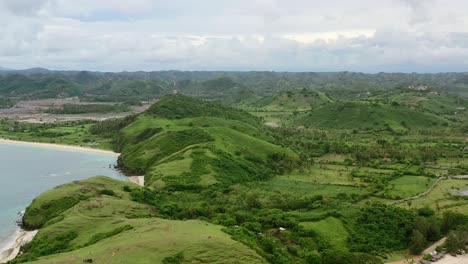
[3,65,468,75]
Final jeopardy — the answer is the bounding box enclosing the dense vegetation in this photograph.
[9,92,467,264]
[13,177,265,264]
[1,70,468,104]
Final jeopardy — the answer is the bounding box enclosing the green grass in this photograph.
[294,101,450,130]
[111,96,299,189]
[18,177,266,264]
[301,217,349,249]
[398,179,468,214]
[30,218,266,264]
[258,177,366,197]
[147,94,260,127]
[279,165,358,186]
[385,176,436,199]
[23,176,142,229]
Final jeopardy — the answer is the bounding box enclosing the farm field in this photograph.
[398,179,468,214]
[301,217,349,249]
[386,176,436,199]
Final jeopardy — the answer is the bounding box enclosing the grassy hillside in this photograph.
[293,101,450,130]
[93,95,298,191]
[250,88,333,111]
[16,177,265,264]
[372,88,468,122]
[146,94,260,126]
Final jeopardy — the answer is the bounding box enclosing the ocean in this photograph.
[0,143,127,249]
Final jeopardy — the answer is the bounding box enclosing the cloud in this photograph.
[1,0,468,72]
[1,0,42,15]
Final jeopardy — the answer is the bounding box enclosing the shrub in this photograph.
[99,189,115,196]
[162,252,185,264]
[305,252,322,264]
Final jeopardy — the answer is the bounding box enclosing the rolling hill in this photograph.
[293,101,450,130]
[10,94,468,264]
[95,94,297,190]
[372,88,468,121]
[13,95,300,263]
[16,177,265,264]
[246,88,333,111]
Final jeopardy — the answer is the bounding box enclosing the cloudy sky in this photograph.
[1,0,468,72]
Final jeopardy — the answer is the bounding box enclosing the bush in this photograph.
[99,189,115,196]
[305,252,322,264]
[85,225,133,246]
[162,252,185,264]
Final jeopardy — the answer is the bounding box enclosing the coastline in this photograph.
[0,138,121,262]
[0,228,38,263]
[0,138,119,157]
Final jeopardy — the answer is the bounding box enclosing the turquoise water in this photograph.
[0,143,126,249]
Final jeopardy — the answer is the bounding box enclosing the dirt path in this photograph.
[385,237,446,264]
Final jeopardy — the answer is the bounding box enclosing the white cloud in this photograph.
[1,0,468,72]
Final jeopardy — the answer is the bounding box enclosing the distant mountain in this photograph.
[15,67,51,74]
[0,67,52,75]
[247,88,334,111]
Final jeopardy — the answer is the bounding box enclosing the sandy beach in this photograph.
[0,229,38,263]
[128,175,145,186]
[435,254,468,264]
[0,138,119,157]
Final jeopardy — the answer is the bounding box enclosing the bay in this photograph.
[0,143,126,249]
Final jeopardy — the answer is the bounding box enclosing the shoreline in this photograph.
[0,228,38,263]
[0,138,120,157]
[0,139,140,262]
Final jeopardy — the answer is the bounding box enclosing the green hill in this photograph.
[14,95,300,263]
[16,177,265,264]
[95,95,297,190]
[146,94,260,125]
[293,101,450,130]
[246,88,333,111]
[372,88,468,121]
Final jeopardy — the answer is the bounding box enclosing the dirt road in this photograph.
[385,237,446,264]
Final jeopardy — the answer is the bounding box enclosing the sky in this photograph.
[1,0,468,72]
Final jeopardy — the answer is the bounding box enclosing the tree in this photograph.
[409,230,426,254]
[445,229,468,253]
